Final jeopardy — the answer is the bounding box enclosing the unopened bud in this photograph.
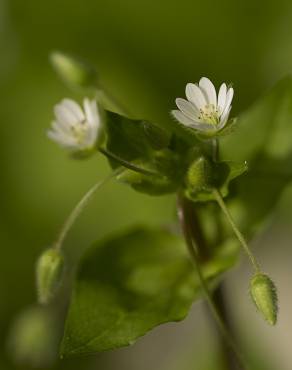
[186,156,213,192]
[50,51,97,89]
[36,248,64,305]
[250,273,278,326]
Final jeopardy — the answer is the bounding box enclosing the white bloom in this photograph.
[48,98,102,151]
[172,77,234,133]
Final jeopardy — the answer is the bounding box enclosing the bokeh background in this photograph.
[0,0,292,369]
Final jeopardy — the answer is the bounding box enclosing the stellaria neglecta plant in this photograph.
[11,51,288,370]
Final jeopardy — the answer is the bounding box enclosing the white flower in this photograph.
[172,77,234,134]
[48,98,103,152]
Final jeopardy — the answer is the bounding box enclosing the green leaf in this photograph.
[61,227,238,357]
[105,112,171,164]
[104,112,185,194]
[221,76,292,234]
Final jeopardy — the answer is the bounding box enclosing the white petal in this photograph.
[52,120,72,136]
[175,98,200,120]
[223,87,234,112]
[54,104,78,126]
[47,129,76,147]
[83,98,99,127]
[84,126,98,147]
[185,83,207,109]
[199,77,217,106]
[171,110,212,132]
[61,99,85,121]
[218,106,231,129]
[172,110,196,126]
[218,83,227,113]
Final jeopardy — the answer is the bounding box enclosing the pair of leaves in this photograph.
[61,227,239,357]
[105,111,246,197]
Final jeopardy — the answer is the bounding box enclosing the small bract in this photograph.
[48,98,103,153]
[172,77,234,135]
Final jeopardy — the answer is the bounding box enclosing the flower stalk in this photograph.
[212,188,261,273]
[53,168,122,252]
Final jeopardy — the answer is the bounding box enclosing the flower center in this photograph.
[198,104,220,125]
[70,120,88,145]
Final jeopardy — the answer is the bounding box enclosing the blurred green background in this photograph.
[1,0,292,369]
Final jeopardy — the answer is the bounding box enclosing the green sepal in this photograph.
[185,156,214,192]
[36,248,64,305]
[185,159,248,202]
[171,113,237,143]
[218,160,248,196]
[69,147,97,160]
[195,118,238,140]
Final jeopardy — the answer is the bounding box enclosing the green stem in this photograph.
[212,138,219,161]
[212,286,242,370]
[177,194,248,370]
[53,168,123,251]
[99,147,161,177]
[212,188,261,273]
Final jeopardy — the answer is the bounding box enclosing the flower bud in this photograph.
[36,248,64,305]
[50,51,97,89]
[250,273,278,325]
[186,156,213,192]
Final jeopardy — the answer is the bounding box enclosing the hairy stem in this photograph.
[177,194,248,370]
[53,168,122,251]
[212,188,261,273]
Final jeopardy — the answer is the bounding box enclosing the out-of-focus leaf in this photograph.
[61,227,239,357]
[221,77,292,234]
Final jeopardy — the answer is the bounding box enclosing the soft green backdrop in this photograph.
[1,0,292,369]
